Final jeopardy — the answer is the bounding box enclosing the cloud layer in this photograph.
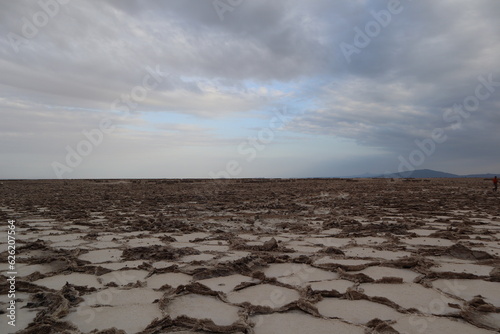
[1,0,499,178]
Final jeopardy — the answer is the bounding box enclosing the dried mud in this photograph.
[0,178,499,333]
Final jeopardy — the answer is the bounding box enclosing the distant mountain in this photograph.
[381,169,459,178]
[376,169,497,179]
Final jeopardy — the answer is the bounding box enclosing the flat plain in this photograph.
[0,178,499,333]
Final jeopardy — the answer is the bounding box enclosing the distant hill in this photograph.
[381,169,459,178]
[342,169,498,179]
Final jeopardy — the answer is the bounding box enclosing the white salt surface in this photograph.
[198,274,256,294]
[167,294,240,326]
[181,253,216,262]
[361,283,462,315]
[16,261,66,277]
[432,279,500,307]
[430,263,494,276]
[354,266,421,282]
[216,251,250,263]
[151,260,177,269]
[0,293,39,332]
[125,237,162,247]
[393,315,494,334]
[314,257,372,266]
[317,298,403,324]
[78,249,123,263]
[352,236,388,245]
[302,237,351,248]
[173,232,210,242]
[401,237,455,247]
[65,304,161,333]
[408,229,436,236]
[251,311,364,334]
[43,233,86,242]
[34,273,102,290]
[146,272,192,289]
[99,260,145,270]
[344,247,411,260]
[227,283,299,308]
[309,279,354,293]
[81,288,162,306]
[99,269,149,286]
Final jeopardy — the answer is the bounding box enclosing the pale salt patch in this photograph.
[260,236,290,242]
[34,273,102,290]
[354,266,420,282]
[309,279,353,293]
[193,244,230,252]
[264,263,316,278]
[266,264,338,287]
[146,272,192,289]
[401,237,455,247]
[170,241,197,248]
[78,249,123,263]
[319,228,343,235]
[43,233,86,242]
[250,311,364,334]
[97,234,123,242]
[88,240,122,249]
[238,233,260,241]
[216,251,250,263]
[151,260,177,269]
[344,247,411,260]
[430,263,494,276]
[62,224,90,230]
[51,239,90,249]
[408,229,436,236]
[303,237,351,248]
[285,244,323,253]
[0,293,39,332]
[167,294,240,326]
[99,269,149,286]
[432,279,500,307]
[226,283,299,308]
[180,253,216,263]
[360,283,462,315]
[352,236,387,245]
[201,239,230,245]
[65,304,161,333]
[314,257,372,266]
[99,260,145,270]
[478,312,500,330]
[317,298,403,324]
[197,274,257,294]
[125,237,162,248]
[393,315,494,334]
[81,287,163,306]
[173,232,210,242]
[17,262,66,277]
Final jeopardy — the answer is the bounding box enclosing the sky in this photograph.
[1,0,499,179]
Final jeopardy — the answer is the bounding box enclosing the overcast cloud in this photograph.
[1,0,499,179]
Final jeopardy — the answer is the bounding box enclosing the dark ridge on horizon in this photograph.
[0,169,498,181]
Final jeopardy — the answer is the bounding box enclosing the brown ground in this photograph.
[0,178,499,333]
